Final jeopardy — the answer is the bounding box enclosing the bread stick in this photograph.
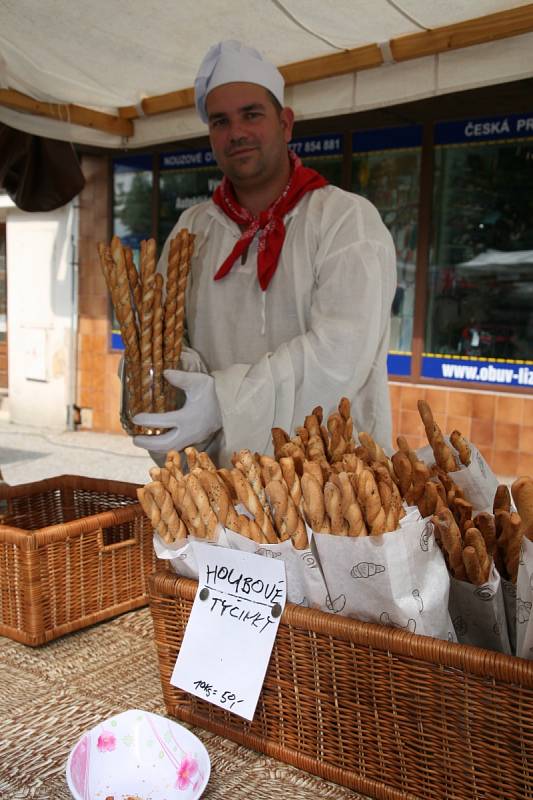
[259,455,283,486]
[344,498,367,536]
[216,468,237,502]
[139,482,187,543]
[512,476,533,540]
[357,468,386,535]
[303,460,324,488]
[279,456,302,508]
[418,480,444,519]
[324,481,347,535]
[328,412,348,462]
[473,512,497,556]
[497,510,523,582]
[164,449,184,480]
[173,230,193,370]
[405,461,430,506]
[198,451,217,472]
[272,427,290,459]
[301,472,328,532]
[462,546,486,586]
[152,273,165,412]
[238,449,272,521]
[163,233,181,374]
[329,471,356,515]
[179,484,206,539]
[184,446,200,472]
[392,451,413,497]
[450,429,471,467]
[139,238,157,412]
[197,469,230,527]
[451,497,473,532]
[124,245,142,317]
[396,435,420,468]
[464,527,491,582]
[432,508,467,580]
[493,484,511,514]
[417,399,457,472]
[231,468,277,543]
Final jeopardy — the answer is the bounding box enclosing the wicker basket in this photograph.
[149,570,533,800]
[0,475,158,645]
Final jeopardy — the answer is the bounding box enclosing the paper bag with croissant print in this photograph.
[312,514,456,641]
[224,526,330,611]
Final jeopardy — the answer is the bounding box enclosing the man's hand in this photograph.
[132,370,222,453]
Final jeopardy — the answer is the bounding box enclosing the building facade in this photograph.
[4,78,533,475]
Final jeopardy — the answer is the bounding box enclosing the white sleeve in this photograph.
[213,198,397,459]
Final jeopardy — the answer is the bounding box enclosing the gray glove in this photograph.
[132,369,222,454]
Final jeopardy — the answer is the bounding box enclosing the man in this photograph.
[133,40,396,466]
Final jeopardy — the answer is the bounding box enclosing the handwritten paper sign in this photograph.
[170,541,287,720]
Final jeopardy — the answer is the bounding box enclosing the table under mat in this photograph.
[0,607,371,800]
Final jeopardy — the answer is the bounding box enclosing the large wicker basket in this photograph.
[0,475,157,646]
[149,570,533,800]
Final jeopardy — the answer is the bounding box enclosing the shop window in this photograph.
[290,134,343,186]
[352,127,422,378]
[111,155,153,348]
[424,113,533,389]
[159,149,222,248]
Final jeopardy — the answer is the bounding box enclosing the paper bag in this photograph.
[516,537,533,660]
[500,577,517,654]
[224,527,330,612]
[312,517,455,641]
[153,526,230,580]
[417,441,499,514]
[448,564,512,654]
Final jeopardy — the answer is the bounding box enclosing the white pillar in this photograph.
[6,202,76,431]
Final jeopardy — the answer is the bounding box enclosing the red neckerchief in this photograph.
[212,150,328,291]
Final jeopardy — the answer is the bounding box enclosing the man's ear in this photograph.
[280,107,295,143]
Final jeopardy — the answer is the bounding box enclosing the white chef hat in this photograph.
[194,40,285,123]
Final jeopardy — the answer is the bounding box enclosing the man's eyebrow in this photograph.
[239,102,266,112]
[208,102,266,121]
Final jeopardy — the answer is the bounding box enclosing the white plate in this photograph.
[65,708,210,800]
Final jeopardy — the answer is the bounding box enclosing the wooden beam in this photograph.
[280,44,383,86]
[119,87,195,120]
[391,3,533,61]
[0,88,133,137]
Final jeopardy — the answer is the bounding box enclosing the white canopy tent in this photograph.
[1,0,533,148]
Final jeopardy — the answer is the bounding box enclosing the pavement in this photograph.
[0,420,154,486]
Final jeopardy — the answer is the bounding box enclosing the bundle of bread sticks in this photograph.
[137,445,308,550]
[135,391,533,595]
[405,397,533,586]
[97,230,194,422]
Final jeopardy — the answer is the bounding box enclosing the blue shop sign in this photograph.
[160,148,217,170]
[435,112,533,145]
[387,352,412,377]
[289,134,343,157]
[422,354,533,388]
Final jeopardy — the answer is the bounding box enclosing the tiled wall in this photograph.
[77,156,122,434]
[390,382,533,478]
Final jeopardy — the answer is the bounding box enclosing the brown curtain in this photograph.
[0,122,85,211]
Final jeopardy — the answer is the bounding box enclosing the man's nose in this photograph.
[227,119,249,142]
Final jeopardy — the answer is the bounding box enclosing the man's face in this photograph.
[205,82,294,190]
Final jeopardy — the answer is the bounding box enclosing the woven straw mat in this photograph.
[0,607,371,799]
